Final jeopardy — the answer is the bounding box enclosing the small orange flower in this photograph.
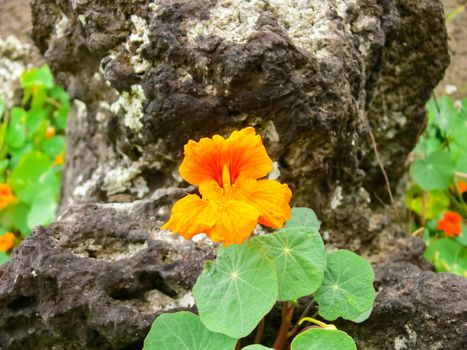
[0,184,16,211]
[162,127,292,246]
[0,232,15,252]
[53,153,64,166]
[46,126,56,139]
[437,211,462,237]
[457,180,467,194]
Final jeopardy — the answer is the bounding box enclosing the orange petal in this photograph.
[234,179,292,228]
[226,127,272,182]
[162,194,217,239]
[207,199,260,246]
[0,232,15,252]
[179,135,226,186]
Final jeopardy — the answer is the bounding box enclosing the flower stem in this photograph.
[287,300,315,338]
[254,318,265,344]
[273,302,294,350]
[235,340,241,350]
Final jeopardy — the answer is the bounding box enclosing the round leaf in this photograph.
[424,239,467,276]
[0,252,9,266]
[6,107,27,149]
[285,207,320,231]
[41,135,65,159]
[143,311,237,350]
[27,198,57,229]
[313,250,375,322]
[243,346,273,350]
[291,329,356,350]
[255,226,325,301]
[193,240,278,338]
[411,150,455,191]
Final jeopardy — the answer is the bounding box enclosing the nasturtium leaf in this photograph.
[254,226,326,301]
[424,239,467,277]
[41,136,65,159]
[193,240,278,338]
[20,65,54,89]
[11,203,31,236]
[405,187,450,220]
[6,107,27,149]
[27,198,57,229]
[456,223,467,247]
[0,98,4,118]
[143,311,237,350]
[9,151,56,204]
[411,150,455,191]
[26,108,49,134]
[243,345,273,350]
[413,134,441,156]
[314,250,375,322]
[291,329,356,350]
[0,252,9,266]
[285,207,321,231]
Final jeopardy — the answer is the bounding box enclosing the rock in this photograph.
[0,0,457,349]
[340,262,467,350]
[0,189,214,350]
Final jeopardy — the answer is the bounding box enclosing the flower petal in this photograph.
[207,199,260,246]
[226,127,272,182]
[162,194,217,239]
[234,179,292,228]
[179,135,226,186]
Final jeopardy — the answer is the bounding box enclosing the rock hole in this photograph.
[7,296,37,311]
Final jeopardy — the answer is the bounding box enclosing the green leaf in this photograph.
[0,252,9,266]
[424,239,467,276]
[313,250,375,322]
[26,108,49,134]
[411,150,455,191]
[9,151,56,204]
[413,134,442,156]
[456,223,467,247]
[291,329,356,350]
[243,346,273,350]
[0,98,4,119]
[6,107,27,149]
[143,311,237,350]
[41,135,65,159]
[21,66,54,89]
[285,207,321,231]
[254,226,326,301]
[27,198,57,229]
[405,188,450,220]
[193,240,278,338]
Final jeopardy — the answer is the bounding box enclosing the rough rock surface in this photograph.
[0,189,214,350]
[340,262,467,350]
[0,0,458,349]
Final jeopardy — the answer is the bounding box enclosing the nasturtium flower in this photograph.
[0,232,15,252]
[163,127,292,246]
[53,153,65,166]
[457,180,467,194]
[437,211,462,237]
[0,184,16,211]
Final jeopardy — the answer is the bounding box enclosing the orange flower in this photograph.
[0,184,16,211]
[162,127,292,246]
[457,181,467,194]
[0,232,15,252]
[437,211,462,237]
[46,126,56,139]
[53,153,64,166]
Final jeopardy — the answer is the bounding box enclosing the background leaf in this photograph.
[411,150,455,191]
[424,239,467,276]
[143,311,237,350]
[313,250,375,322]
[193,240,278,338]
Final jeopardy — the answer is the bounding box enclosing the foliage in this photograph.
[0,65,68,265]
[144,208,375,349]
[406,96,466,276]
